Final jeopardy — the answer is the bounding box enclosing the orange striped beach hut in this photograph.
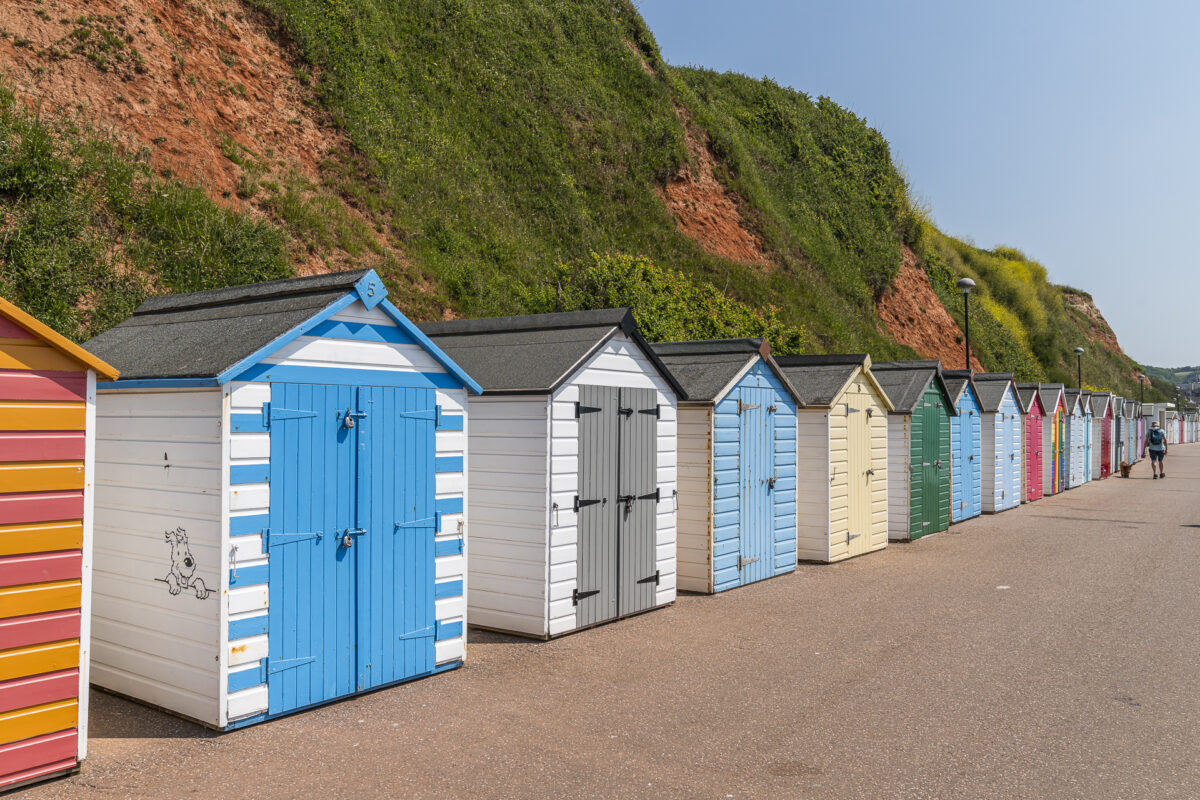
[0,297,117,792]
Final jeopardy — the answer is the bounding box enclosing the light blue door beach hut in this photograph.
[651,339,801,593]
[942,370,982,523]
[83,270,480,729]
[1063,390,1087,489]
[973,373,1022,514]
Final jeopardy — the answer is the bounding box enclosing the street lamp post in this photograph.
[1139,373,1146,403]
[956,278,975,371]
[1074,346,1085,389]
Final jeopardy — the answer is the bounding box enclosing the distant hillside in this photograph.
[0,0,1164,399]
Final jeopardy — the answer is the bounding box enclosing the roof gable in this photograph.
[1014,382,1045,415]
[941,370,981,410]
[775,354,893,410]
[84,270,479,392]
[871,361,956,415]
[1,297,118,379]
[651,339,802,404]
[418,309,684,396]
[971,373,1018,413]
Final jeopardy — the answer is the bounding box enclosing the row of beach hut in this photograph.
[1,270,1194,790]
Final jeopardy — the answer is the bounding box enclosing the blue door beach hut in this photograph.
[941,371,982,523]
[83,271,480,729]
[419,310,682,639]
[973,373,1022,514]
[651,339,800,593]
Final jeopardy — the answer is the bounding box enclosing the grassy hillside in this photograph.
[0,0,1165,399]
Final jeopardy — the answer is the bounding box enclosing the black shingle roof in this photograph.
[972,373,1016,413]
[650,339,801,404]
[1015,382,1043,414]
[870,361,955,415]
[418,309,683,395]
[774,354,868,407]
[941,369,977,407]
[1037,383,1065,413]
[85,270,371,381]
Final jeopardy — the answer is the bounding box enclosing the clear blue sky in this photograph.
[635,0,1200,368]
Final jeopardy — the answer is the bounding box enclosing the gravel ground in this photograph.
[24,450,1200,799]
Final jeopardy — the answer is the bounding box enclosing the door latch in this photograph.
[341,528,366,548]
[619,494,635,513]
[340,408,367,429]
[737,556,759,570]
[765,476,777,489]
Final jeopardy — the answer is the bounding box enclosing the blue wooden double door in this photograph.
[266,383,436,716]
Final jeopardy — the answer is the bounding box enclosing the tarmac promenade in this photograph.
[31,450,1200,799]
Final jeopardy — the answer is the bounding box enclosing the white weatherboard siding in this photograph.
[981,413,997,513]
[886,417,911,541]
[548,333,678,637]
[464,395,549,637]
[92,388,223,726]
[434,386,468,666]
[78,370,97,759]
[794,410,830,561]
[675,405,713,593]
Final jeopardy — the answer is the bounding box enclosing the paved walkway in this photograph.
[30,450,1200,799]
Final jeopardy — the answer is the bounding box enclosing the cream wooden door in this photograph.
[845,399,872,557]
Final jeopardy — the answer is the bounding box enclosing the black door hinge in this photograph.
[573,588,600,606]
[639,405,661,418]
[575,402,602,417]
[574,495,603,513]
[637,570,660,586]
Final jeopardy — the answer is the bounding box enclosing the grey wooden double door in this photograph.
[574,385,660,628]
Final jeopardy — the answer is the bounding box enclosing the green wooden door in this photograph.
[910,384,948,540]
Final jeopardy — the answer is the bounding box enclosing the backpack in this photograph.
[1149,428,1164,446]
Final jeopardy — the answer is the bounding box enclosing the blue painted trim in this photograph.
[221,660,463,730]
[434,456,463,473]
[97,377,218,390]
[377,299,483,395]
[234,363,463,389]
[435,497,463,515]
[230,514,269,536]
[435,620,463,641]
[231,413,268,433]
[307,319,416,345]
[216,294,357,385]
[434,579,463,599]
[230,563,270,587]
[227,660,268,693]
[434,538,463,557]
[436,413,464,431]
[228,614,269,640]
[230,463,270,485]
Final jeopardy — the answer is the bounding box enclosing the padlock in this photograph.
[342,534,354,548]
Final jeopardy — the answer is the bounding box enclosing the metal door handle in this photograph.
[341,528,366,548]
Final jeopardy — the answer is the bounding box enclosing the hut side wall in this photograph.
[794,410,830,561]
[92,388,223,726]
[548,332,677,637]
[675,405,713,593]
[886,415,911,541]
[462,396,549,637]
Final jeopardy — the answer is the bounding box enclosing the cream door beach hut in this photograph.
[775,355,893,563]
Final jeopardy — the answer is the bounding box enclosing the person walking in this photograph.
[1145,420,1168,478]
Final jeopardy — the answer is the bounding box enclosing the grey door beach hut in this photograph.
[82,271,480,729]
[419,310,683,639]
[650,339,801,593]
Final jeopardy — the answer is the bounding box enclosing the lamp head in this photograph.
[956,277,976,294]
[1074,347,1085,356]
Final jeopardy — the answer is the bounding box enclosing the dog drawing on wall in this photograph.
[158,527,214,600]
